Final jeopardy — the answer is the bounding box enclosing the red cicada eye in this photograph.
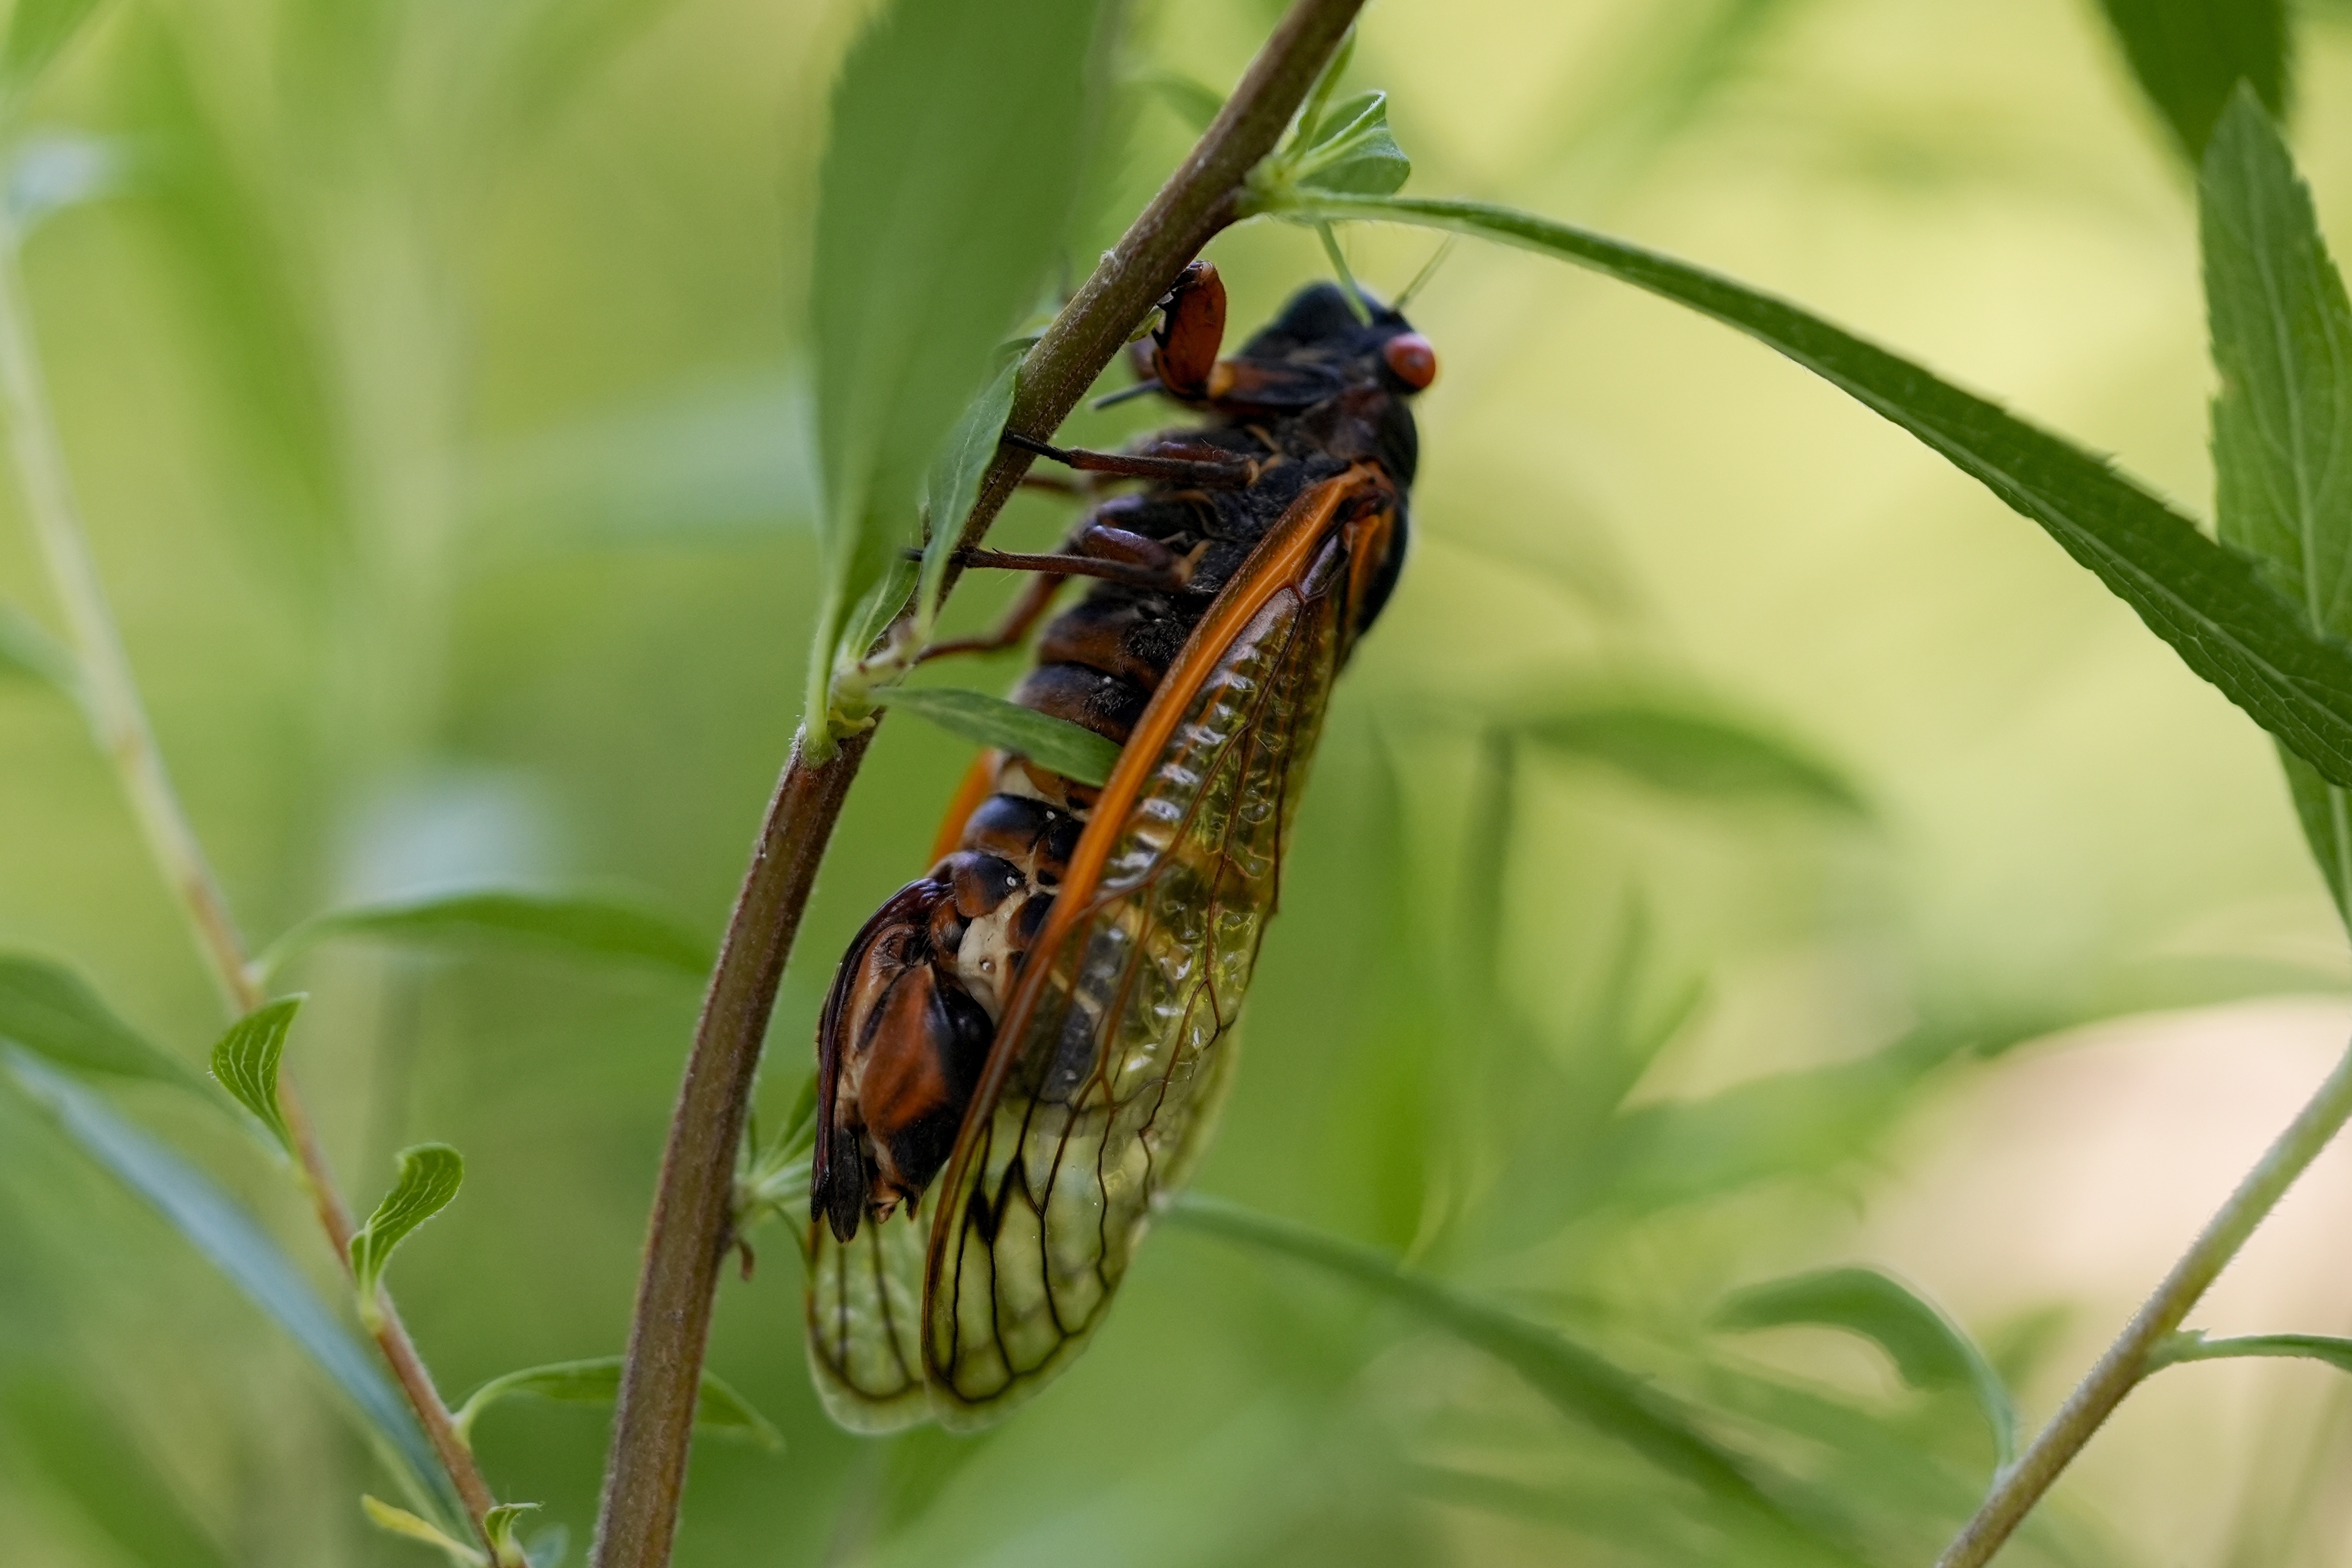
[1382,332,1437,390]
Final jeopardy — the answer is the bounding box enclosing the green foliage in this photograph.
[1715,1267,2018,1469]
[886,684,1122,786]
[362,1496,486,1568]
[1166,1193,1842,1551]
[451,1356,781,1448]
[1279,189,2352,792]
[350,1143,465,1326]
[259,890,710,980]
[0,951,203,1087]
[807,0,1114,744]
[0,0,105,108]
[918,349,1025,632]
[206,994,300,1152]
[2094,0,2287,161]
[2,1050,460,1522]
[2200,89,2352,921]
[1502,699,1868,815]
[0,600,73,690]
[2148,1328,2352,1375]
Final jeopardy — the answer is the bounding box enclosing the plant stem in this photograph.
[587,3,1363,1564]
[0,225,505,1554]
[1934,1035,2352,1568]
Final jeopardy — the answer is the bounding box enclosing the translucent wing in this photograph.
[804,1187,934,1433]
[921,468,1394,1427]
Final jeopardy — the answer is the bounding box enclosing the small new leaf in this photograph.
[0,951,202,1088]
[452,1356,781,1449]
[485,1503,540,1568]
[361,1496,486,1568]
[208,996,301,1154]
[1715,1266,2018,1469]
[887,686,1121,786]
[1292,91,1411,197]
[350,1144,465,1325]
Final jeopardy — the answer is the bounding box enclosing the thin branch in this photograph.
[1934,1036,2352,1568]
[587,3,1365,1564]
[0,227,505,1554]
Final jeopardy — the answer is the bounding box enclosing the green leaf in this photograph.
[2093,0,2287,162]
[806,0,1113,746]
[362,1496,486,1568]
[1,1049,461,1522]
[1141,69,1223,133]
[918,349,1024,632]
[1290,91,1411,198]
[1715,1267,2018,1470]
[888,685,1122,787]
[0,0,106,106]
[1165,1194,1843,1550]
[450,1356,781,1449]
[1279,192,2352,790]
[2201,90,2352,922]
[350,1144,464,1324]
[1506,699,1866,815]
[207,996,300,1153]
[0,600,74,690]
[259,889,709,980]
[485,1503,540,1568]
[2148,1328,2352,1375]
[0,951,204,1087]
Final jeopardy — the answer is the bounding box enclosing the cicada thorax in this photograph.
[812,264,1432,1258]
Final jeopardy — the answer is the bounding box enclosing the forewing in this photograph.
[921,472,1387,1427]
[804,1190,935,1433]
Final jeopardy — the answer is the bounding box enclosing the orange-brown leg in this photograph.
[1001,429,1253,488]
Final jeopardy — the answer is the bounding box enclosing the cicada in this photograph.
[806,262,1436,1431]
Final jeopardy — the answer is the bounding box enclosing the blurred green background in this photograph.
[7,0,2352,1563]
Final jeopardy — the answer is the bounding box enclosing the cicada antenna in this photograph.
[1393,234,1457,314]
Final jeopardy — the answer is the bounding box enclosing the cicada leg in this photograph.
[918,520,1201,664]
[999,429,1256,489]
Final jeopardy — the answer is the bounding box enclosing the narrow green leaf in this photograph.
[0,600,74,690]
[2093,0,2287,162]
[1166,1193,1843,1549]
[2201,89,2352,922]
[0,951,204,1088]
[918,349,1024,630]
[2148,1328,2352,1376]
[207,996,300,1153]
[362,1496,486,1568]
[1715,1267,2017,1469]
[259,889,709,980]
[350,1144,465,1321]
[1141,69,1223,133]
[1281,192,2352,789]
[1507,699,1866,815]
[451,1356,781,1449]
[807,0,1113,743]
[0,0,106,105]
[888,685,1122,786]
[2,1050,460,1520]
